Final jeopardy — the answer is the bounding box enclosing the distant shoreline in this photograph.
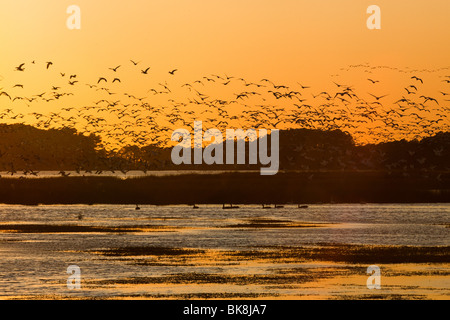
[0,171,448,205]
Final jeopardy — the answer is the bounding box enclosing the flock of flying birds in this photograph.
[0,59,449,155]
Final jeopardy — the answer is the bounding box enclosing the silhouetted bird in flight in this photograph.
[15,63,25,71]
[46,62,53,69]
[333,81,346,88]
[169,69,178,75]
[411,76,423,83]
[0,91,11,99]
[420,95,439,105]
[297,82,310,89]
[368,93,388,100]
[141,67,150,74]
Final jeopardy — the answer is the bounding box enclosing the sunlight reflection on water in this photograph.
[0,203,448,298]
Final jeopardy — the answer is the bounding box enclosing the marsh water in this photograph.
[0,203,448,299]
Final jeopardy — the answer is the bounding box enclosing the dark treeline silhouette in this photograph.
[0,124,103,171]
[279,128,450,172]
[0,123,448,173]
[0,124,448,204]
[0,171,448,205]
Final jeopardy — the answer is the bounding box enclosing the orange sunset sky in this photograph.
[0,0,449,147]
